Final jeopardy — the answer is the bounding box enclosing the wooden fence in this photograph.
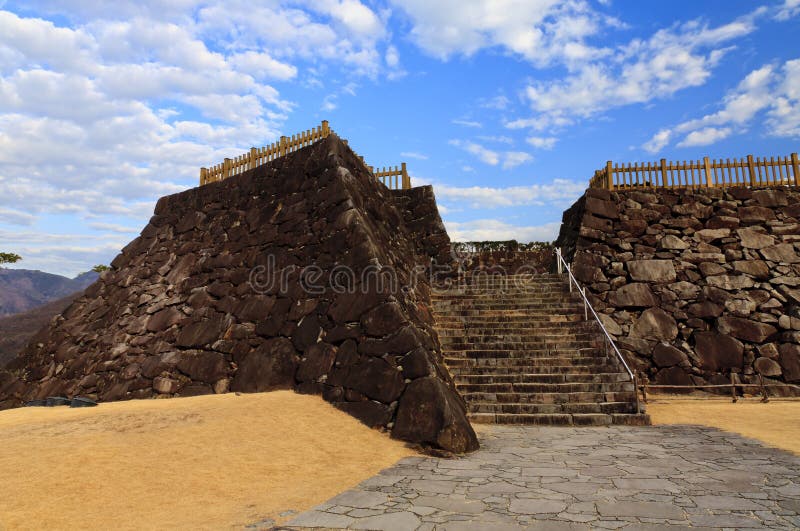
[590,152,800,190]
[199,120,411,190]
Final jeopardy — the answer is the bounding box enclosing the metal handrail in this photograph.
[554,248,641,414]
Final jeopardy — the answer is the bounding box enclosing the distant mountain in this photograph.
[0,292,83,368]
[0,268,99,316]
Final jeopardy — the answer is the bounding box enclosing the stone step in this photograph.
[434,314,594,330]
[468,401,637,415]
[457,381,635,394]
[469,413,651,426]
[463,390,638,404]
[434,306,581,314]
[447,351,607,361]
[431,285,582,301]
[435,327,593,336]
[444,355,614,365]
[455,373,631,384]
[447,365,615,375]
[443,343,602,354]
[439,328,597,344]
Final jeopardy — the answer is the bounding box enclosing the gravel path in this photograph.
[279,425,800,530]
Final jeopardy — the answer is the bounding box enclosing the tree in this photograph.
[92,264,110,273]
[0,252,22,265]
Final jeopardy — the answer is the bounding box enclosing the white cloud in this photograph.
[775,0,800,20]
[0,207,35,225]
[450,139,533,169]
[478,135,513,144]
[526,136,557,149]
[767,59,800,137]
[434,179,586,208]
[520,14,758,131]
[480,95,510,110]
[676,126,733,147]
[642,129,672,154]
[452,119,482,128]
[391,0,615,68]
[321,94,338,111]
[502,151,533,169]
[88,222,140,234]
[445,219,562,243]
[229,50,297,80]
[449,139,498,165]
[400,151,429,160]
[643,59,800,152]
[385,44,400,67]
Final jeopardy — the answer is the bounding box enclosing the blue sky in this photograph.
[0,0,798,276]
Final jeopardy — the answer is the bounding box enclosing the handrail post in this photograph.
[200,167,207,186]
[703,156,712,188]
[606,161,613,189]
[402,162,410,189]
[321,120,330,137]
[730,372,738,403]
[279,136,288,157]
[747,154,756,186]
[791,153,799,186]
[556,248,562,275]
[660,158,667,187]
[582,287,588,320]
[759,373,769,403]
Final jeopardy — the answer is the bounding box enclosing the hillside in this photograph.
[0,293,82,368]
[0,268,98,316]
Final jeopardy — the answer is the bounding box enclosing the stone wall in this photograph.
[555,186,800,394]
[0,135,478,453]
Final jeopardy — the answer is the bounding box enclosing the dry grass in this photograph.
[647,395,800,455]
[0,391,416,531]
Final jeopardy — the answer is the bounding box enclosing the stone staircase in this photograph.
[432,273,650,426]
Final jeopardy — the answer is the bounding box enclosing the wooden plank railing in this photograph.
[199,120,411,190]
[591,152,800,190]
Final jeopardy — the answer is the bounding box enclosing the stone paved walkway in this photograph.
[279,425,800,530]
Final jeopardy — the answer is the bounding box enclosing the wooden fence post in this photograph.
[660,158,667,188]
[791,153,800,186]
[321,120,330,137]
[200,167,207,185]
[747,154,756,186]
[223,158,232,180]
[279,136,288,157]
[249,147,258,170]
[703,156,712,188]
[606,161,613,189]
[402,162,410,189]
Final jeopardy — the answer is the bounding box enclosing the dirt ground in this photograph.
[647,395,800,455]
[0,391,416,531]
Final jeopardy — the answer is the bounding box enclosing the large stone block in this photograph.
[629,308,678,341]
[779,344,800,382]
[694,332,743,371]
[736,228,775,249]
[392,377,479,453]
[627,260,676,282]
[760,244,800,264]
[717,316,777,343]
[609,283,657,308]
[585,197,619,219]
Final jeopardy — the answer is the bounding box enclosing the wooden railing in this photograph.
[590,152,800,190]
[199,120,411,190]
